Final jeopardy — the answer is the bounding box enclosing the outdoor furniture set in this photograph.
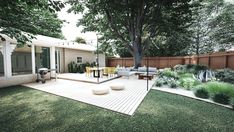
[85,67,116,78]
[117,66,157,80]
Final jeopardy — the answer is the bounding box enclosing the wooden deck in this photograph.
[57,73,120,84]
[23,76,155,115]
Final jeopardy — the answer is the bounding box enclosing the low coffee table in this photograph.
[138,73,154,80]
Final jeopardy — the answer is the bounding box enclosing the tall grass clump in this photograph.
[203,81,234,98]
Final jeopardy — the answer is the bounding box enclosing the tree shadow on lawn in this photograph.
[0,86,234,132]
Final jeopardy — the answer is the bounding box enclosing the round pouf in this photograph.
[92,87,109,95]
[110,83,125,90]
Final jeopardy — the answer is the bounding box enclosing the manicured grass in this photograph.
[0,86,234,131]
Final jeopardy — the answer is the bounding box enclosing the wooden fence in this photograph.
[107,51,234,69]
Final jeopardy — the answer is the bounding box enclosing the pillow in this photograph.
[138,67,146,72]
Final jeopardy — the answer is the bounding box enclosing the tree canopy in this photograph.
[74,36,86,44]
[0,0,65,46]
[68,0,194,67]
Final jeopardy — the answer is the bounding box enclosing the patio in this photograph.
[23,76,155,115]
[57,73,120,84]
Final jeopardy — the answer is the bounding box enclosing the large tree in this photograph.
[187,0,234,54]
[209,2,234,51]
[0,0,64,46]
[68,0,194,68]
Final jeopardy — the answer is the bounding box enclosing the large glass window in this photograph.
[35,46,50,71]
[12,45,32,75]
[0,52,4,76]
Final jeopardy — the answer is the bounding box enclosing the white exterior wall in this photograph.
[64,49,106,73]
[0,74,37,88]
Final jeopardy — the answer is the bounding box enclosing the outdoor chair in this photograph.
[85,67,92,77]
[108,67,116,77]
[103,67,109,77]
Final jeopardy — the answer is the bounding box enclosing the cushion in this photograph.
[148,67,157,72]
[92,87,109,95]
[110,83,125,90]
[138,67,146,72]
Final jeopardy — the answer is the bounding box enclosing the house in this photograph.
[0,34,105,88]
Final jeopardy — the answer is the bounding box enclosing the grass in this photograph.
[200,81,234,97]
[0,86,234,132]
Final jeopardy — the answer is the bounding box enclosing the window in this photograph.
[77,57,82,63]
[35,46,50,70]
[11,45,32,75]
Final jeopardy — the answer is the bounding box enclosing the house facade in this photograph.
[0,34,105,88]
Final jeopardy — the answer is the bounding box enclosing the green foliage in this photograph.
[202,81,234,98]
[169,80,178,88]
[174,64,187,74]
[178,73,194,78]
[0,0,64,46]
[75,37,86,44]
[174,64,208,75]
[159,69,178,79]
[215,69,234,84]
[179,77,201,90]
[155,79,164,87]
[68,0,195,66]
[230,98,234,109]
[68,61,96,73]
[212,93,230,105]
[68,61,77,73]
[209,3,234,51]
[186,64,208,74]
[194,87,209,99]
[1,86,234,131]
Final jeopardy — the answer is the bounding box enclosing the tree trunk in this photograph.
[133,49,143,68]
[131,38,143,68]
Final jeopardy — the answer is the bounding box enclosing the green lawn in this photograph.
[0,86,233,132]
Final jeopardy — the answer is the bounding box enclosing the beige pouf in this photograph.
[110,83,125,90]
[92,87,109,95]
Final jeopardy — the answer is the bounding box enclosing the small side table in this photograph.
[138,74,154,80]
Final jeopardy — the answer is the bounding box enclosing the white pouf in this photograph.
[92,87,109,95]
[110,83,125,90]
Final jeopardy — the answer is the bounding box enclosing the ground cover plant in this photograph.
[155,64,234,106]
[194,87,210,99]
[215,69,234,84]
[0,86,234,131]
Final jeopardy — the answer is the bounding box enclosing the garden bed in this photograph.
[154,64,234,109]
[152,86,232,109]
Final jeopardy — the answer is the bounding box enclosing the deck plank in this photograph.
[23,76,155,115]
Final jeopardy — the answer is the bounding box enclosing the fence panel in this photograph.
[107,51,234,69]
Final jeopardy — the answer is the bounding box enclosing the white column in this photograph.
[1,41,16,78]
[31,45,36,74]
[50,46,56,77]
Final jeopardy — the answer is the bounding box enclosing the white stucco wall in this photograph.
[63,49,106,73]
[0,74,37,88]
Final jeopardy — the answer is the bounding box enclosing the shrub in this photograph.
[178,73,194,78]
[212,93,230,105]
[155,79,164,87]
[159,68,178,79]
[186,64,208,74]
[203,81,234,98]
[174,64,187,74]
[230,98,234,109]
[68,61,77,73]
[215,69,234,84]
[194,87,209,99]
[179,77,201,90]
[169,80,178,88]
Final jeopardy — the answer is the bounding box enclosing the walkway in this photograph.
[23,76,155,115]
